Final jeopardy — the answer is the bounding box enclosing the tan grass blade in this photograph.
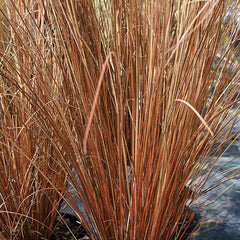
[175,99,214,136]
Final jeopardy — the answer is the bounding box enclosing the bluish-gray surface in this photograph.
[191,114,240,240]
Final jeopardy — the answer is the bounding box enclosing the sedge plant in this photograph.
[0,78,67,239]
[0,0,240,239]
[0,1,67,239]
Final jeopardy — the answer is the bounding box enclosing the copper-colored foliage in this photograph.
[0,0,239,239]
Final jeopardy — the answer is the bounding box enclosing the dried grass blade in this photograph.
[175,98,214,136]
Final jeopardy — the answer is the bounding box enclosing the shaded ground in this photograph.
[50,214,90,240]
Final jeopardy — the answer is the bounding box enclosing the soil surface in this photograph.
[50,214,90,240]
[50,211,199,240]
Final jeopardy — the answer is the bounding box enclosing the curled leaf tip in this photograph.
[175,99,214,136]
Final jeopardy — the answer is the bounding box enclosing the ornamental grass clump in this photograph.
[0,94,68,239]
[0,77,67,239]
[0,0,239,239]
[0,2,68,239]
